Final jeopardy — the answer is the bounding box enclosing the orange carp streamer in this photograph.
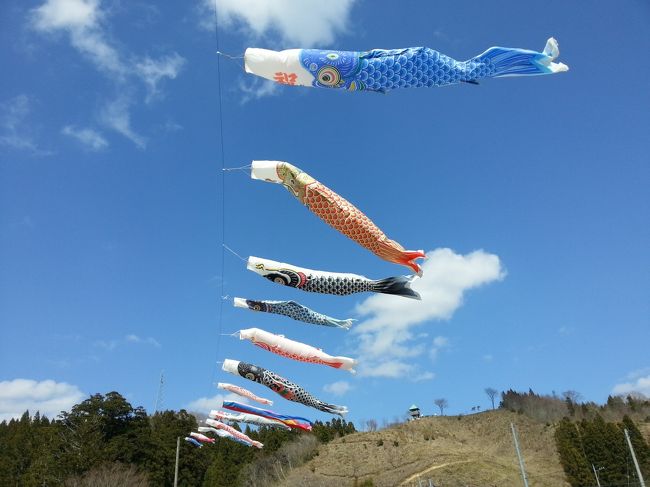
[251,161,425,275]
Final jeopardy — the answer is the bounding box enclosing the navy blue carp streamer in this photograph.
[247,256,421,300]
[184,436,202,448]
[222,359,348,416]
[233,297,355,329]
[243,38,568,93]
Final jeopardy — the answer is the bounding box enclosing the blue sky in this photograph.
[1,0,649,426]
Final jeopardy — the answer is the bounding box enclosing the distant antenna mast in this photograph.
[153,370,164,415]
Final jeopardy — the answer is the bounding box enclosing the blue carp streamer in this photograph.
[244,38,568,93]
[233,297,354,329]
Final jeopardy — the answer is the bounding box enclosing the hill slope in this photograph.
[279,410,569,487]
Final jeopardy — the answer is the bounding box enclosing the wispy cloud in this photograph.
[135,54,186,103]
[62,125,108,150]
[29,0,185,147]
[558,326,575,336]
[323,380,352,396]
[612,373,650,398]
[93,333,161,352]
[0,378,85,421]
[125,334,161,348]
[429,336,450,362]
[238,78,281,104]
[202,0,357,47]
[0,95,51,155]
[482,354,494,362]
[30,0,127,78]
[93,339,118,351]
[99,96,146,148]
[353,248,505,379]
[185,392,246,414]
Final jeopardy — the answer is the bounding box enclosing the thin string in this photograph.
[216,50,244,59]
[216,51,246,72]
[222,164,251,173]
[222,243,246,262]
[209,0,227,402]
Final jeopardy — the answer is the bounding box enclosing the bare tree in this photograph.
[434,398,448,415]
[365,418,378,432]
[485,387,498,409]
[562,390,582,403]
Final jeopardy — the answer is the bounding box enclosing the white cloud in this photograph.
[99,96,146,148]
[93,339,117,351]
[30,0,185,146]
[62,125,108,150]
[0,95,51,155]
[205,0,357,47]
[0,379,85,422]
[185,393,245,414]
[612,375,650,398]
[354,248,505,378]
[625,367,650,381]
[31,0,126,78]
[125,334,161,348]
[483,354,493,362]
[31,0,99,30]
[323,381,352,396]
[429,336,450,361]
[135,53,186,102]
[238,78,281,103]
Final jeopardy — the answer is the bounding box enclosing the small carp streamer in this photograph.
[189,432,215,444]
[198,426,254,447]
[184,436,202,448]
[205,418,263,448]
[222,400,313,432]
[233,297,354,330]
[251,161,425,274]
[243,38,568,93]
[209,409,290,430]
[238,327,357,373]
[222,359,348,416]
[247,256,421,300]
[217,382,273,406]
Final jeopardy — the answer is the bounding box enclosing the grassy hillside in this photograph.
[278,410,569,487]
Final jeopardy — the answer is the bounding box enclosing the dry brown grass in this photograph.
[277,410,569,487]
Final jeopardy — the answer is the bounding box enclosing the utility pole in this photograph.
[174,436,180,487]
[510,423,530,487]
[624,428,647,487]
[592,464,602,487]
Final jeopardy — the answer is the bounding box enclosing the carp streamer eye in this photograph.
[317,66,341,86]
[326,53,339,60]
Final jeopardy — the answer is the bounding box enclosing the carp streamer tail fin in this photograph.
[321,402,349,417]
[399,249,426,276]
[472,37,569,78]
[329,318,355,329]
[373,275,421,300]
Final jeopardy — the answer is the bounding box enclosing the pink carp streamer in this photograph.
[217,382,273,406]
[238,327,357,373]
[205,418,263,448]
[189,432,215,444]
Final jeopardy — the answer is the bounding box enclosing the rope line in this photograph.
[223,243,246,262]
[222,164,251,173]
[209,0,227,401]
